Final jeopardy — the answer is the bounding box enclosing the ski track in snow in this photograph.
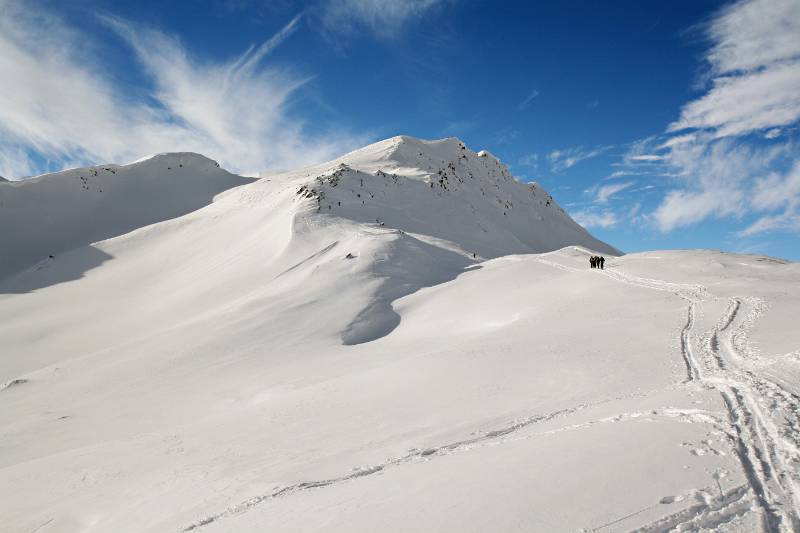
[536,258,800,532]
[627,484,754,533]
[181,397,723,532]
[181,403,594,531]
[179,256,800,532]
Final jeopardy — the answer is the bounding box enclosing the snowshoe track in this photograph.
[181,256,800,532]
[533,256,800,531]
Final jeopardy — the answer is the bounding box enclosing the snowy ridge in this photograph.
[289,136,618,258]
[1,138,799,533]
[0,153,251,280]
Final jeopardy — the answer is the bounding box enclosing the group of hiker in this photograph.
[590,255,605,270]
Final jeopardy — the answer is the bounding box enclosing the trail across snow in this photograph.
[1,138,799,533]
[179,252,800,533]
[534,251,800,532]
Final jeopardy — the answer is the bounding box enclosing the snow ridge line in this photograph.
[532,256,709,301]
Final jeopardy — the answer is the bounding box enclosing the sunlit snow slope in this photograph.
[1,137,798,533]
[0,153,252,281]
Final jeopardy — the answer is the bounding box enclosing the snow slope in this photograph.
[0,153,252,282]
[300,135,619,258]
[1,137,799,533]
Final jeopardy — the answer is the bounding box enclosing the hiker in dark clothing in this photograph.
[599,256,605,270]
[589,256,595,268]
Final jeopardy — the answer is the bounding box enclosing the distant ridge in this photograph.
[0,136,617,284]
[0,153,251,280]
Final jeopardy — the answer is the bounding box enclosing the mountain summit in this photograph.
[283,135,618,258]
[2,136,799,532]
[0,135,618,342]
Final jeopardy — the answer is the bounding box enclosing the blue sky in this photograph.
[1,0,799,260]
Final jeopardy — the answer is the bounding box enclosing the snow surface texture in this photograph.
[1,136,799,532]
[0,153,252,284]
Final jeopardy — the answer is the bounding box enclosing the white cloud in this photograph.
[646,0,800,235]
[570,209,618,229]
[548,145,611,172]
[739,212,800,237]
[705,0,800,73]
[594,181,634,204]
[517,153,538,168]
[669,62,800,138]
[651,137,788,232]
[518,89,540,110]
[751,162,800,212]
[740,161,800,236]
[606,170,636,179]
[653,188,744,232]
[621,136,666,168]
[0,2,363,179]
[628,154,665,162]
[669,0,800,139]
[658,134,695,149]
[321,0,447,36]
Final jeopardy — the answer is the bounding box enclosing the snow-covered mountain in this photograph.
[1,137,799,532]
[0,153,251,281]
[305,135,619,258]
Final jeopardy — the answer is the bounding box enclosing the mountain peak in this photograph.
[126,152,222,168]
[284,135,618,258]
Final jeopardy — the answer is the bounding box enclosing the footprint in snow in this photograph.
[659,494,685,504]
[1,378,28,391]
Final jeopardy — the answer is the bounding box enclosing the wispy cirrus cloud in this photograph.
[628,154,665,162]
[651,136,789,232]
[740,160,800,236]
[320,0,448,37]
[569,209,618,229]
[0,1,362,179]
[638,0,800,236]
[669,63,800,138]
[669,0,800,138]
[517,89,540,110]
[593,181,635,204]
[548,145,612,172]
[517,153,539,168]
[605,170,638,180]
